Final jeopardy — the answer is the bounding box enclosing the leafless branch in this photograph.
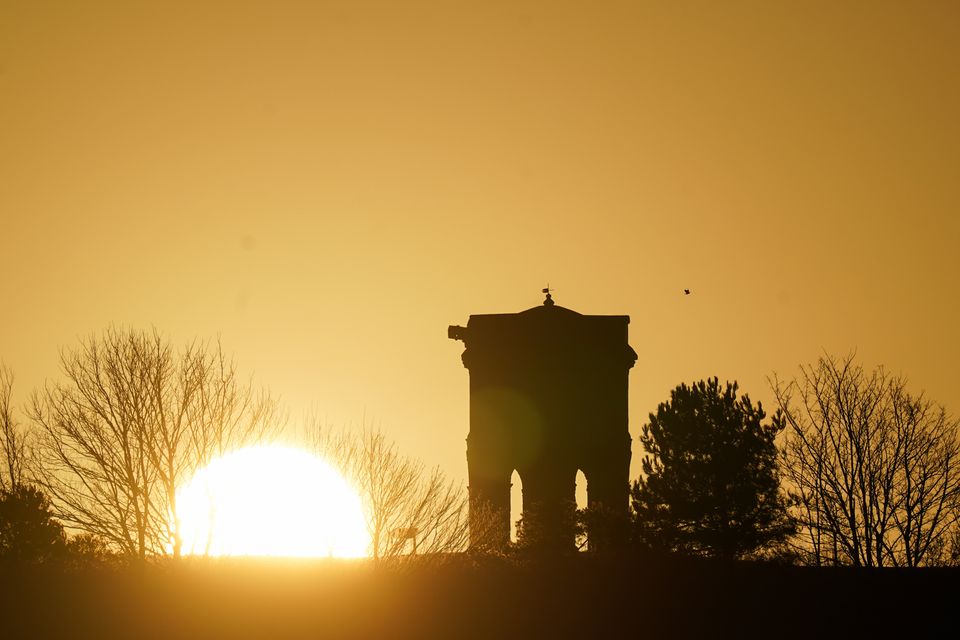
[305,420,469,563]
[28,328,279,560]
[772,353,960,567]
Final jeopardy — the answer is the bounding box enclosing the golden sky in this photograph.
[2,1,959,484]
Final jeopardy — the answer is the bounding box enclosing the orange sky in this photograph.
[2,1,959,485]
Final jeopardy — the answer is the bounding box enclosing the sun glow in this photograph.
[175,446,370,558]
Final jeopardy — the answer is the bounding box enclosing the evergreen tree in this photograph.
[631,378,793,559]
[514,499,581,554]
[0,484,67,563]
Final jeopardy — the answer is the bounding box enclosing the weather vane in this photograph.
[542,285,555,306]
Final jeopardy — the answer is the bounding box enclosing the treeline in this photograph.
[3,329,959,568]
[1,328,469,565]
[570,356,960,567]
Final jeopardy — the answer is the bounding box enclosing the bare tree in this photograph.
[306,422,469,562]
[772,354,960,567]
[0,364,27,491]
[28,328,279,560]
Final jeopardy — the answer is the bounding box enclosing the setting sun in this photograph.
[175,446,369,558]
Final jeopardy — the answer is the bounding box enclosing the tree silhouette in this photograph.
[28,328,279,560]
[0,365,26,492]
[578,503,631,552]
[514,502,629,554]
[307,423,469,562]
[514,499,582,554]
[0,484,66,563]
[631,378,793,559]
[773,354,960,566]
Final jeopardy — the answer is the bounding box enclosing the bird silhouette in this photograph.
[683,289,691,295]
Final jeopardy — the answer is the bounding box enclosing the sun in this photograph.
[175,445,370,558]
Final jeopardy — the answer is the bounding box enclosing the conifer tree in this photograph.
[631,378,793,559]
[0,485,67,563]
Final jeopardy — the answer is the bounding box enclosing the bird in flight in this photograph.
[683,289,691,295]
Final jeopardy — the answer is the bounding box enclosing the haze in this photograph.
[2,1,958,483]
